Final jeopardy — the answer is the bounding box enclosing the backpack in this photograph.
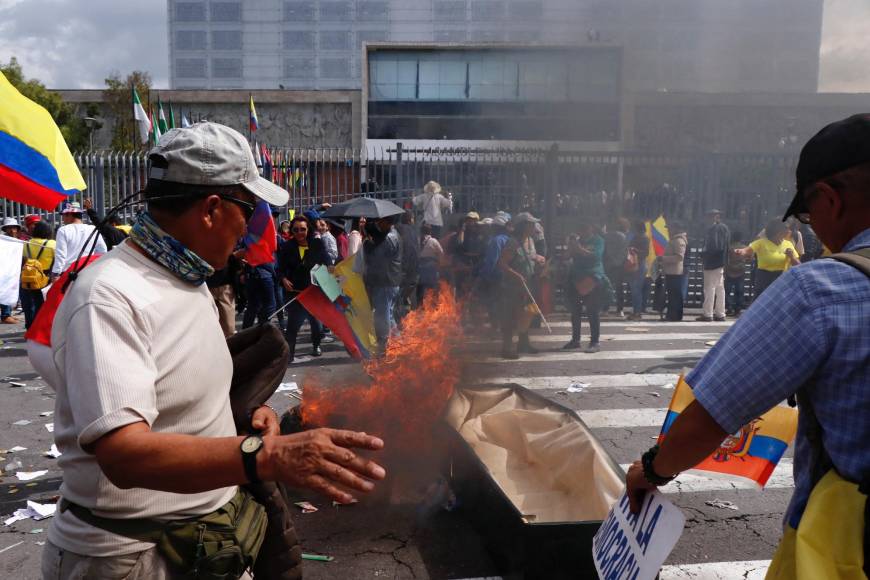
[21,241,49,290]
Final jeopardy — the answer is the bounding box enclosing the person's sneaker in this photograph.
[695,315,713,322]
[562,340,581,350]
[584,343,601,354]
[615,310,625,318]
[321,335,336,344]
[713,316,727,322]
[311,346,322,357]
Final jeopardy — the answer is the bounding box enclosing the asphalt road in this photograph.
[0,309,785,580]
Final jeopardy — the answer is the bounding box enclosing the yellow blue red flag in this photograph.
[0,71,86,210]
[249,94,259,133]
[658,376,798,488]
[334,255,378,357]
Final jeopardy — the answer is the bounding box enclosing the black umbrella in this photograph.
[321,197,405,219]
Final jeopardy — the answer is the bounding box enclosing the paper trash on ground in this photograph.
[705,499,739,511]
[39,411,53,417]
[44,423,54,432]
[294,501,318,514]
[592,490,686,580]
[12,420,31,426]
[3,500,56,526]
[8,446,26,452]
[15,471,48,482]
[276,382,299,392]
[567,382,590,393]
[44,444,61,459]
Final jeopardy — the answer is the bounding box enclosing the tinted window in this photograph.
[175,2,205,21]
[176,57,207,78]
[175,30,207,50]
[212,30,242,50]
[210,2,241,22]
[211,57,242,78]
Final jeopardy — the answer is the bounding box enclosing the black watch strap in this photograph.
[641,445,677,486]
[240,436,263,484]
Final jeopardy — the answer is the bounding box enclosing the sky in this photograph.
[0,0,868,92]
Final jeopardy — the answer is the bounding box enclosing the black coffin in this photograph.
[443,383,625,580]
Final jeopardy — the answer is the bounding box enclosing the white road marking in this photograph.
[481,349,708,363]
[470,332,724,344]
[659,560,770,579]
[580,407,667,429]
[618,460,795,492]
[476,373,680,390]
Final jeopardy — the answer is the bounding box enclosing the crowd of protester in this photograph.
[2,182,824,362]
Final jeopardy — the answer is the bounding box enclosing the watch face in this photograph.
[241,436,263,454]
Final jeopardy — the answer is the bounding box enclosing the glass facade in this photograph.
[169,0,822,93]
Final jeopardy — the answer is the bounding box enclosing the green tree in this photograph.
[0,57,93,151]
[103,70,152,150]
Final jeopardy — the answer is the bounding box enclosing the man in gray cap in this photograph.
[625,114,870,570]
[41,123,385,579]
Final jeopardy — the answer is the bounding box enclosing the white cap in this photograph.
[2,217,20,229]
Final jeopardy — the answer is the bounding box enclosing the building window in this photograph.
[434,1,467,22]
[320,31,351,50]
[175,30,207,50]
[211,57,242,78]
[434,29,467,42]
[284,57,314,78]
[320,57,351,79]
[283,1,314,21]
[320,1,351,21]
[212,30,242,50]
[283,30,315,50]
[176,57,208,78]
[509,0,542,19]
[472,1,506,21]
[175,1,206,21]
[358,1,388,21]
[210,2,241,22]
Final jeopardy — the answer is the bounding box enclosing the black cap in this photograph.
[785,113,870,220]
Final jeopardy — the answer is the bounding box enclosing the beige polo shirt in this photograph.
[45,241,237,557]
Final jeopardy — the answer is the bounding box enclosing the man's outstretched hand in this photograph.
[260,428,386,504]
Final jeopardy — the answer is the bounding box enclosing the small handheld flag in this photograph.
[658,376,798,488]
[249,94,259,133]
[242,200,277,267]
[157,97,168,134]
[167,101,176,130]
[132,87,151,144]
[181,110,191,128]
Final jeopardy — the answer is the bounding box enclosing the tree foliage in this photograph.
[0,57,96,151]
[103,70,152,150]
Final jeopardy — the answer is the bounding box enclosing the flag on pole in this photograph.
[181,110,191,128]
[167,101,176,129]
[150,106,162,145]
[132,87,151,144]
[0,71,87,210]
[249,94,259,133]
[333,256,378,356]
[261,143,273,181]
[157,97,168,134]
[645,215,669,271]
[657,376,797,488]
[252,141,263,169]
[242,200,278,267]
[297,285,364,360]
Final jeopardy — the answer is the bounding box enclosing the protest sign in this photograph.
[592,490,685,580]
[0,235,23,305]
[310,264,342,301]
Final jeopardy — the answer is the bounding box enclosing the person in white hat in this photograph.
[50,201,107,280]
[40,122,385,579]
[412,180,452,238]
[1,217,23,323]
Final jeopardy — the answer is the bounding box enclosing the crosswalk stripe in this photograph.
[470,332,723,343]
[619,460,794,493]
[659,560,770,579]
[476,373,680,390]
[544,320,735,329]
[581,407,666,429]
[480,349,708,363]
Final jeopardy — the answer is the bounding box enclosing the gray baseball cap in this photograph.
[147,122,289,206]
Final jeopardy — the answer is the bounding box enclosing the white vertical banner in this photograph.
[0,235,23,305]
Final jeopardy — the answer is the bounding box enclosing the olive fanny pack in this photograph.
[59,488,267,579]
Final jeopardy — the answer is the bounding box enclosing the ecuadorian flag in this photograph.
[334,255,378,357]
[0,71,86,210]
[645,215,669,269]
[659,376,798,488]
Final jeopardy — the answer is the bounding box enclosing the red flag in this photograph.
[297,286,363,360]
[243,200,277,267]
[25,255,101,347]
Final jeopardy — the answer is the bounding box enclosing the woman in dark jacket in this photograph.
[277,215,329,362]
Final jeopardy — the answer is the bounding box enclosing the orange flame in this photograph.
[301,283,463,451]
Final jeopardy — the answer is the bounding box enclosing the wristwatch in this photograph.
[641,445,677,486]
[240,435,264,484]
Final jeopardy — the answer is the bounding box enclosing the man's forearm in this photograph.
[651,400,728,477]
[94,425,252,493]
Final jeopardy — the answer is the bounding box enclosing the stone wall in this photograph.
[58,89,361,150]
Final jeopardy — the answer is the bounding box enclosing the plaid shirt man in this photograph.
[688,227,870,529]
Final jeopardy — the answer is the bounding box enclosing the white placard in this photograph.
[0,235,23,306]
[592,490,685,580]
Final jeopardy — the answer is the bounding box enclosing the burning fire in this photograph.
[301,283,463,452]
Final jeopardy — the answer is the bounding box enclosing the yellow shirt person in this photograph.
[24,238,56,272]
[749,238,799,272]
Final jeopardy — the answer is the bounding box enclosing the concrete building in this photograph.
[168,0,823,94]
